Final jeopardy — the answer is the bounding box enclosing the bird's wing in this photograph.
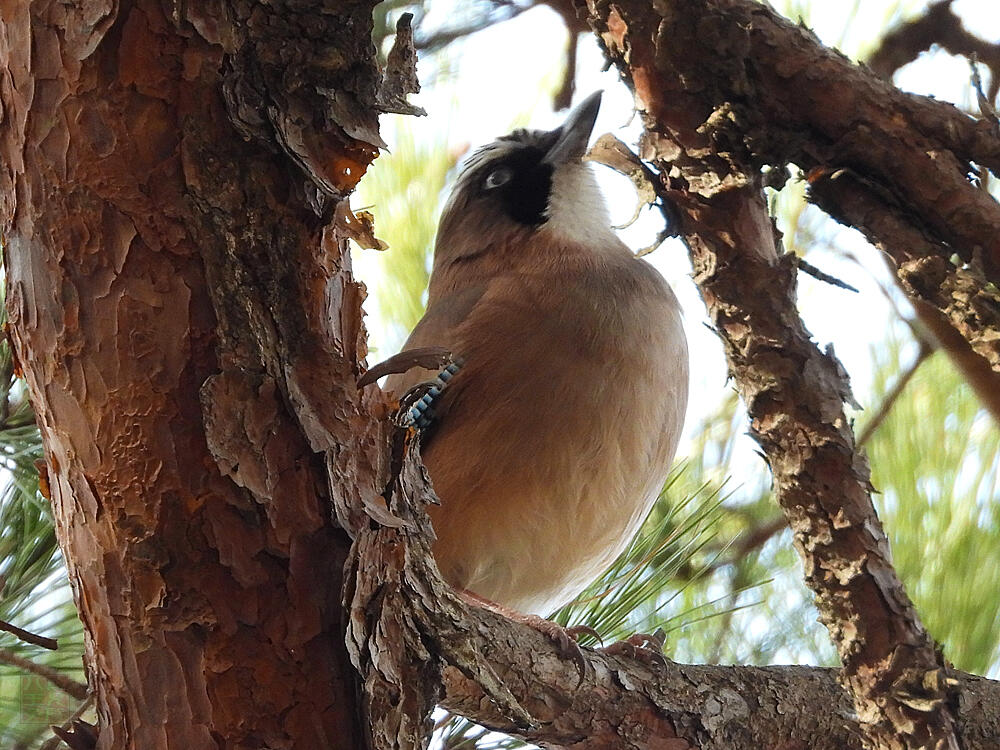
[380,284,485,398]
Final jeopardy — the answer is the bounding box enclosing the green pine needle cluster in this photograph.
[0,294,86,749]
[865,338,1000,676]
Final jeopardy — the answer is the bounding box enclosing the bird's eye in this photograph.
[484,167,513,190]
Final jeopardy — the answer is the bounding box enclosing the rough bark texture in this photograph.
[440,615,1000,750]
[585,0,1000,385]
[0,1,385,746]
[578,0,998,747]
[342,428,539,750]
[4,1,1000,749]
[362,420,1000,750]
[859,1,1000,420]
[806,167,1000,413]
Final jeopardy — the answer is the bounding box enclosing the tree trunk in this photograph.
[0,1,385,746]
[4,1,1000,749]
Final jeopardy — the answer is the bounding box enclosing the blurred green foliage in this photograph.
[0,297,86,748]
[354,125,457,352]
[866,340,1000,675]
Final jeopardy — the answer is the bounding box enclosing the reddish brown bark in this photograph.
[4,1,1000,749]
[0,1,384,746]
[825,1,1000,420]
[578,0,990,748]
[806,167,1000,418]
[581,0,1000,390]
[440,610,1000,750]
[358,420,1000,750]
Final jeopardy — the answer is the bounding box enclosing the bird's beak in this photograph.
[542,90,603,167]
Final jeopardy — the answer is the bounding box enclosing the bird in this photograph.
[376,90,689,617]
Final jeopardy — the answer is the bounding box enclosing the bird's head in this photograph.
[434,91,614,270]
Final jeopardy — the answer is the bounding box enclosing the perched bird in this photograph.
[381,91,688,616]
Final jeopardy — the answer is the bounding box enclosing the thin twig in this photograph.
[699,516,788,576]
[857,340,934,447]
[39,696,95,750]
[0,617,58,650]
[414,3,535,51]
[796,257,859,293]
[706,564,751,664]
[970,54,1000,132]
[0,646,88,699]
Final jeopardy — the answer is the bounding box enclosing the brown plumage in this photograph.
[383,92,688,615]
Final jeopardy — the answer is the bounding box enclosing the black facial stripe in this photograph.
[500,162,552,226]
[479,146,553,227]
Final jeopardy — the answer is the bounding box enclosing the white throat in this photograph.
[542,162,618,247]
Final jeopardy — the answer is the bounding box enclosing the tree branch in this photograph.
[867,0,1000,103]
[441,616,1000,750]
[580,1,981,747]
[0,646,88,700]
[806,166,1000,401]
[856,340,933,448]
[415,3,535,51]
[349,418,1000,749]
[0,617,58,651]
[587,0,1000,385]
[855,0,1000,414]
[906,296,1000,424]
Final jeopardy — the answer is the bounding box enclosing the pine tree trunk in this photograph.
[0,2,383,746]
